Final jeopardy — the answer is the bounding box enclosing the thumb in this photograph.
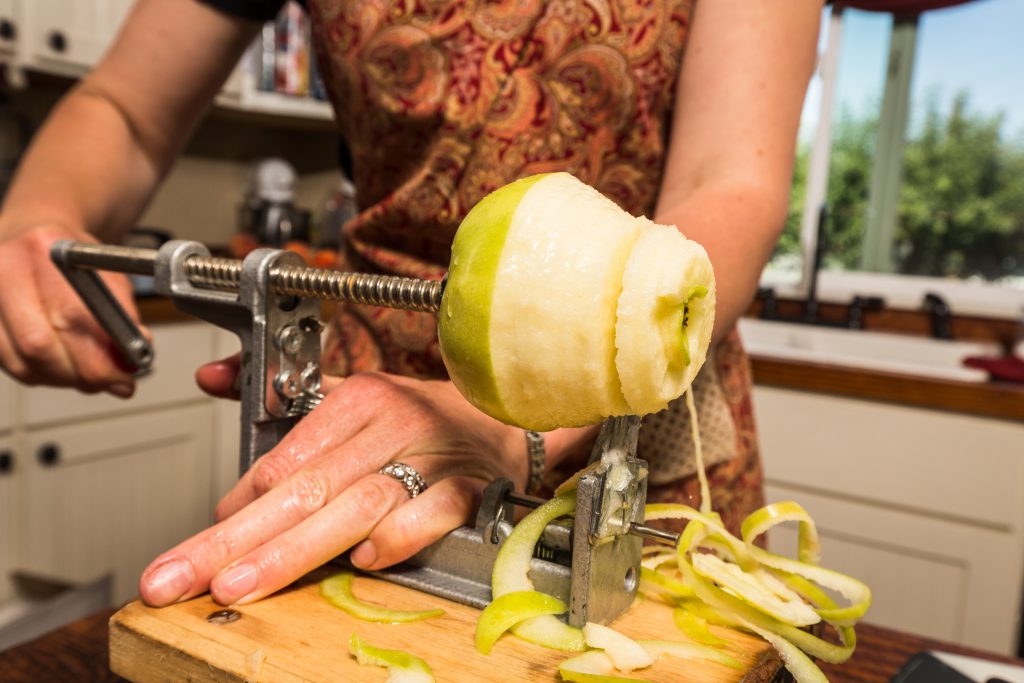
[195,353,241,399]
[195,353,345,401]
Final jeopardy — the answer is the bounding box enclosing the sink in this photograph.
[737,318,1001,383]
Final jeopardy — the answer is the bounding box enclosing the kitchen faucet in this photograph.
[757,204,884,330]
[922,292,954,340]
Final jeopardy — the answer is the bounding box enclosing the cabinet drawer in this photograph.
[755,386,1024,529]
[16,405,214,604]
[28,0,132,72]
[23,323,216,427]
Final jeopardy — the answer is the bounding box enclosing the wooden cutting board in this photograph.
[109,565,783,682]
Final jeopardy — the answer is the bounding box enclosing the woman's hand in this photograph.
[138,372,527,607]
[0,224,146,397]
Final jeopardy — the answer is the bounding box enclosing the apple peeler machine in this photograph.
[51,239,679,628]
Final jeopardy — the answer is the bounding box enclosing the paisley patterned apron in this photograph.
[305,0,764,533]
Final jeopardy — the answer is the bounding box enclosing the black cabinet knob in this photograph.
[0,19,15,41]
[47,30,66,53]
[0,451,12,474]
[37,444,60,467]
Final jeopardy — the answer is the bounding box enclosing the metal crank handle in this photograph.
[50,241,155,374]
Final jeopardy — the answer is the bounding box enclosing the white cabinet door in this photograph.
[756,386,1024,655]
[27,0,133,72]
[16,405,214,604]
[766,483,1024,655]
[23,323,217,427]
[0,436,15,605]
[756,387,1024,529]
[0,0,20,57]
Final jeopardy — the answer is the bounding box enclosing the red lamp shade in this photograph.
[838,0,974,13]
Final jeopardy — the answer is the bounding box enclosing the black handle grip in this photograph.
[47,30,66,53]
[0,19,15,41]
[37,444,60,467]
[0,451,12,475]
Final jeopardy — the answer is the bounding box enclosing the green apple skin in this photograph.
[438,174,548,426]
[475,590,567,655]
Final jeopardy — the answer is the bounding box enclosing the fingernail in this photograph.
[142,559,194,606]
[213,563,259,604]
[351,541,378,569]
[109,382,134,399]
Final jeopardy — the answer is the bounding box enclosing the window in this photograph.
[767,0,1024,318]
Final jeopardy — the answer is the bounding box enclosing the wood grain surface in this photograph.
[109,566,782,683]
[750,355,1024,421]
[5,607,1022,682]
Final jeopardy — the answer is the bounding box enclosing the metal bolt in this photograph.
[276,325,304,355]
[299,363,321,393]
[206,609,241,625]
[274,371,302,399]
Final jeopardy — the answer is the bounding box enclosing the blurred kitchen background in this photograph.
[0,0,1022,663]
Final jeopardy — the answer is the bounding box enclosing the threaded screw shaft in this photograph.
[181,256,443,313]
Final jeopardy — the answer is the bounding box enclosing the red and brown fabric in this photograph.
[304,0,765,532]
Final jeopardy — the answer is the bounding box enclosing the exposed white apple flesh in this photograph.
[487,173,641,429]
[439,173,716,431]
[615,221,715,414]
[582,622,655,671]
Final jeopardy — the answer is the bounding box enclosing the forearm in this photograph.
[652,0,820,344]
[655,179,789,344]
[0,83,167,241]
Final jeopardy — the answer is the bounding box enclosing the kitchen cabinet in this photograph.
[0,435,14,606]
[25,0,132,75]
[0,0,20,57]
[16,405,213,604]
[755,386,1024,655]
[22,322,218,428]
[0,1,332,123]
[0,322,233,610]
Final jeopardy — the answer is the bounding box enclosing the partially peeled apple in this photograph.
[439,173,715,431]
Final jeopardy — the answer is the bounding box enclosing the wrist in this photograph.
[520,425,601,493]
[542,425,601,470]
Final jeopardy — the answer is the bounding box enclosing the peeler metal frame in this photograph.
[52,239,662,626]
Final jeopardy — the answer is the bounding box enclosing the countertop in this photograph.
[1,609,1021,683]
[749,354,1024,422]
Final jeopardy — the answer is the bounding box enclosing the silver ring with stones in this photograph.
[378,462,428,498]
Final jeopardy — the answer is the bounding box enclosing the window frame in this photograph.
[768,3,1024,320]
